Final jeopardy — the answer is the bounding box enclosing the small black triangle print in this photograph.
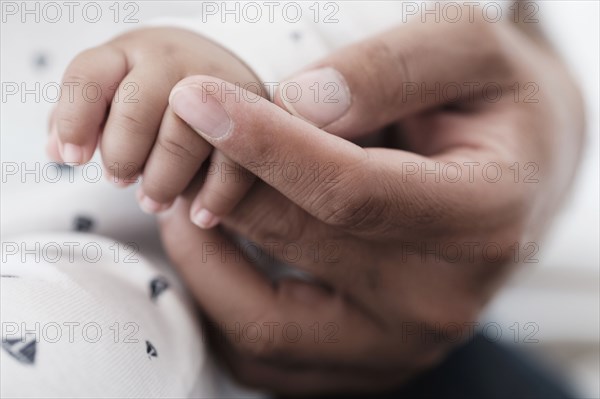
[33,52,48,69]
[150,277,169,301]
[2,336,36,365]
[73,216,94,232]
[290,31,302,41]
[146,340,158,359]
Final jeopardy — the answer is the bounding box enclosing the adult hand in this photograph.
[159,11,583,395]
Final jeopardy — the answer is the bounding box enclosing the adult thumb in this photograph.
[275,14,508,138]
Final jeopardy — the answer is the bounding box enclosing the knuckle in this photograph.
[236,132,281,173]
[63,60,98,86]
[229,204,268,241]
[55,115,83,140]
[62,47,116,89]
[70,46,103,64]
[245,200,308,245]
[110,111,147,138]
[394,187,446,229]
[199,187,242,217]
[355,38,412,108]
[101,151,142,172]
[61,72,95,88]
[156,135,196,161]
[451,16,515,81]
[227,185,308,246]
[315,166,386,231]
[142,179,176,203]
[202,184,239,205]
[326,194,386,231]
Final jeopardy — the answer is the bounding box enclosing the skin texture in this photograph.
[48,27,265,224]
[157,9,585,396]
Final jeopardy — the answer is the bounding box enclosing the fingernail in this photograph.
[192,208,220,229]
[137,191,171,214]
[170,85,232,139]
[279,67,351,127]
[60,143,83,164]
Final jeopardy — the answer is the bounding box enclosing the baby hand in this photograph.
[48,27,266,228]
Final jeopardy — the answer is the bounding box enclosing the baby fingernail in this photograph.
[138,192,170,214]
[192,208,220,229]
[170,85,232,139]
[279,67,351,127]
[60,143,83,164]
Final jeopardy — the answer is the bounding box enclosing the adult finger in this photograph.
[170,76,523,239]
[219,346,404,396]
[219,183,373,288]
[273,12,511,137]
[170,76,500,235]
[169,76,392,233]
[158,198,384,365]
